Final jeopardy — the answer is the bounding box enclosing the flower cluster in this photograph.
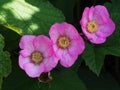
[18,5,115,78]
[19,22,85,78]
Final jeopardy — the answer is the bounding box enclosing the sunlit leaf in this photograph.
[0,0,65,35]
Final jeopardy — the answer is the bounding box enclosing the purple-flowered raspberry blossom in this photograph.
[19,35,58,78]
[80,5,115,44]
[49,22,85,67]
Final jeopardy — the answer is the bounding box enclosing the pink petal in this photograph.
[19,55,31,70]
[96,18,115,38]
[68,38,85,56]
[93,5,110,24]
[94,5,109,17]
[49,23,65,43]
[88,6,94,21]
[63,22,80,40]
[24,63,45,78]
[20,50,32,57]
[90,34,106,44]
[81,28,106,44]
[43,47,53,58]
[80,7,89,27]
[55,48,63,59]
[59,49,78,67]
[43,54,59,72]
[19,35,35,51]
[53,44,59,53]
[33,35,52,53]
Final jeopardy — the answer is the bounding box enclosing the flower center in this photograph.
[87,21,98,33]
[31,51,43,64]
[57,36,70,49]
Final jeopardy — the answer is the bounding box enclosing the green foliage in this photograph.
[0,0,120,90]
[0,77,2,90]
[50,0,78,23]
[0,25,20,52]
[2,58,86,90]
[0,0,65,35]
[78,66,120,90]
[82,43,105,76]
[49,69,86,90]
[0,35,11,89]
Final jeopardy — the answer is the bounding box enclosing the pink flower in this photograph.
[80,5,115,44]
[49,22,85,67]
[19,35,58,78]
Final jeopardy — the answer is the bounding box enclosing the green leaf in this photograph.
[82,43,105,76]
[50,0,77,23]
[48,69,87,90]
[0,77,2,90]
[78,66,120,90]
[0,34,11,89]
[0,0,65,35]
[0,25,20,52]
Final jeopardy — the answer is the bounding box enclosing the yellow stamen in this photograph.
[57,36,70,49]
[87,21,98,33]
[31,51,43,64]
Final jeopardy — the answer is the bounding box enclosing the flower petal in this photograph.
[43,48,53,58]
[43,54,59,72]
[90,34,106,44]
[96,19,115,38]
[49,23,65,43]
[93,5,110,24]
[19,55,31,70]
[24,63,45,78]
[81,27,106,44]
[59,49,78,67]
[80,7,89,27]
[94,5,109,18]
[68,38,85,56]
[53,44,59,52]
[63,22,80,40]
[55,48,63,59]
[20,50,32,57]
[88,6,94,21]
[19,35,35,51]
[33,35,52,53]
